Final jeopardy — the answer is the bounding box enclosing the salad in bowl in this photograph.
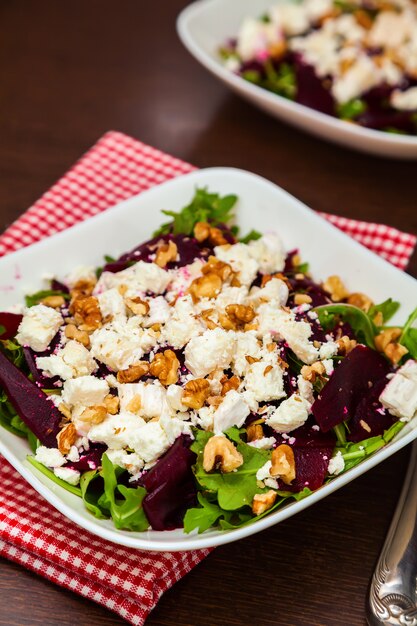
[220,0,417,135]
[1,187,417,535]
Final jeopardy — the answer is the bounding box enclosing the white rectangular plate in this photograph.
[177,0,417,159]
[0,167,416,551]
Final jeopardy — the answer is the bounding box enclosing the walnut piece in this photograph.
[149,349,179,386]
[200,308,218,330]
[117,361,150,383]
[71,295,102,331]
[182,378,211,409]
[221,374,241,396]
[270,444,296,485]
[247,423,264,442]
[188,273,222,301]
[337,335,357,355]
[202,256,234,282]
[104,394,120,415]
[126,395,142,414]
[58,402,72,421]
[293,293,312,306]
[301,361,326,382]
[252,490,277,515]
[79,405,107,425]
[384,342,408,364]
[194,221,211,242]
[125,296,150,316]
[155,240,178,268]
[65,323,90,347]
[41,295,66,309]
[71,277,97,300]
[375,328,408,364]
[225,304,256,326]
[56,422,77,455]
[261,272,291,289]
[347,292,373,312]
[322,275,349,302]
[193,223,228,246]
[203,435,243,473]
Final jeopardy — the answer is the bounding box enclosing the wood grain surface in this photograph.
[0,1,416,625]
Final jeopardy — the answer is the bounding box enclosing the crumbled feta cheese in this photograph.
[143,296,171,327]
[90,320,157,370]
[159,413,193,444]
[214,243,259,286]
[368,10,412,48]
[319,341,338,360]
[37,340,97,380]
[332,54,379,104]
[236,17,279,62]
[379,360,417,420]
[193,406,215,431]
[53,466,81,486]
[269,3,310,36]
[256,460,273,482]
[161,295,203,349]
[249,277,289,307]
[130,421,170,463]
[35,446,66,468]
[391,86,417,111]
[304,0,333,22]
[105,449,144,475]
[166,384,187,412]
[65,265,96,288]
[97,288,126,320]
[248,436,276,450]
[167,260,204,299]
[118,381,170,419]
[66,445,80,463]
[185,328,236,377]
[328,451,345,476]
[213,389,250,434]
[258,304,318,364]
[232,331,262,376]
[62,376,109,408]
[244,356,286,402]
[95,261,170,296]
[322,358,334,376]
[89,412,146,449]
[16,304,63,352]
[248,233,286,274]
[267,395,310,433]
[214,285,249,311]
[297,375,314,404]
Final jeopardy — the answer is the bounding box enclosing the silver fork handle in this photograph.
[367,441,417,626]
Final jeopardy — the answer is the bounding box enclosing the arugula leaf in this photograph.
[296,261,310,273]
[80,470,109,519]
[400,306,417,358]
[368,298,400,324]
[0,338,25,369]
[25,289,70,308]
[239,230,262,244]
[99,454,149,531]
[153,188,238,237]
[184,493,232,534]
[27,456,82,497]
[264,61,297,100]
[314,303,376,348]
[336,98,367,120]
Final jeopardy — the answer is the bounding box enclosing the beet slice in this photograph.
[348,376,395,442]
[312,345,391,432]
[0,349,62,447]
[0,312,23,340]
[139,435,197,530]
[66,444,106,471]
[279,445,335,492]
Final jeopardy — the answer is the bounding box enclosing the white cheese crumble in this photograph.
[61,376,109,408]
[379,360,417,420]
[391,87,417,111]
[328,451,345,476]
[16,304,63,352]
[35,446,66,468]
[184,328,236,377]
[267,395,310,433]
[213,389,250,434]
[36,340,97,380]
[214,243,259,286]
[53,466,81,486]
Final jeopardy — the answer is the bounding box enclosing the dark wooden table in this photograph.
[1,1,416,625]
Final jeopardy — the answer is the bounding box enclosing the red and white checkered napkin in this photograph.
[0,131,415,625]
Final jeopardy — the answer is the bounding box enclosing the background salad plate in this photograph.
[177,0,417,160]
[0,167,416,551]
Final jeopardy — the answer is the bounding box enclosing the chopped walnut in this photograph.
[225,304,256,326]
[194,221,211,242]
[269,39,287,60]
[104,394,120,415]
[354,8,373,28]
[221,374,241,395]
[206,395,224,408]
[182,378,211,409]
[373,312,384,327]
[203,435,243,473]
[301,361,326,382]
[201,256,234,282]
[188,273,222,301]
[58,402,72,421]
[209,227,229,246]
[79,405,107,425]
[71,277,97,300]
[359,419,372,433]
[293,293,312,306]
[347,292,373,312]
[323,275,349,302]
[71,295,102,331]
[252,490,277,515]
[65,323,90,347]
[41,295,66,309]
[375,328,402,352]
[149,349,180,386]
[270,444,296,485]
[247,423,264,442]
[126,395,142,414]
[337,335,357,355]
[384,342,408,365]
[245,355,260,364]
[201,308,218,330]
[125,296,150,316]
[117,361,150,383]
[261,272,291,289]
[56,422,77,455]
[155,240,178,268]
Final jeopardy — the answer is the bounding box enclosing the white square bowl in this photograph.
[177,0,417,159]
[0,167,416,551]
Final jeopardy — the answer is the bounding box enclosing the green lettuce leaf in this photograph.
[368,298,400,324]
[80,470,109,519]
[99,454,149,531]
[314,303,376,348]
[400,306,417,358]
[25,289,70,308]
[183,493,232,534]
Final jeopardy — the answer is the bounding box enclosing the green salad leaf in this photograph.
[239,229,262,244]
[184,493,232,534]
[25,289,70,308]
[368,298,400,324]
[0,338,30,438]
[336,98,367,120]
[98,454,149,531]
[80,470,109,519]
[314,303,376,348]
[400,305,417,358]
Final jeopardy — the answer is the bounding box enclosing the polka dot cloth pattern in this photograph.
[0,131,415,625]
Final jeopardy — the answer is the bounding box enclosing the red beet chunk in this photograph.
[0,349,61,447]
[0,312,23,340]
[275,418,336,449]
[279,445,335,492]
[66,444,106,471]
[140,435,197,530]
[348,377,395,442]
[312,346,391,432]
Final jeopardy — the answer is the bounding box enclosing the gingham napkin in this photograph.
[0,131,415,625]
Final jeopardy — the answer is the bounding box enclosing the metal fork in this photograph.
[367,441,417,626]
